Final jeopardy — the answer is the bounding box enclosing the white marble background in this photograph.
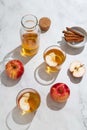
[0,0,87,130]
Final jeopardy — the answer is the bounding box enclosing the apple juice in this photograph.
[44,46,66,72]
[21,33,39,56]
[16,88,41,114]
[20,14,40,56]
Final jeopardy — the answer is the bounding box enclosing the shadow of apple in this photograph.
[67,69,82,84]
[0,70,21,87]
[46,93,67,111]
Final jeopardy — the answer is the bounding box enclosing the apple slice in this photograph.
[45,52,57,67]
[19,96,30,112]
[69,61,86,78]
[23,93,30,98]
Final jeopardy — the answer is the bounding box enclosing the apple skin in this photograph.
[5,60,24,79]
[50,83,70,103]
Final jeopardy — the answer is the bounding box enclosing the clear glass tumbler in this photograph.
[16,88,41,115]
[43,45,66,73]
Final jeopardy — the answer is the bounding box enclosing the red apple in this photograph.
[5,59,24,79]
[50,83,70,102]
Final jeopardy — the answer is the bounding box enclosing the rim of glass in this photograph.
[21,14,38,29]
[16,88,41,104]
[43,45,66,56]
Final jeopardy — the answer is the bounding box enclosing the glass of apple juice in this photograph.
[16,88,41,115]
[43,45,66,73]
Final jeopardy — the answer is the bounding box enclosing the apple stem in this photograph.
[13,65,17,69]
[58,87,64,94]
[80,64,84,67]
[75,64,84,71]
[75,67,78,71]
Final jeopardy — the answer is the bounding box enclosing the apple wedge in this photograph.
[19,93,30,112]
[45,52,57,67]
[19,96,30,112]
[69,61,86,78]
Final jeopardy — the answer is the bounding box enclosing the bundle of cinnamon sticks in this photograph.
[62,27,84,43]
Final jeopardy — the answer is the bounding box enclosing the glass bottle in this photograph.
[20,14,40,56]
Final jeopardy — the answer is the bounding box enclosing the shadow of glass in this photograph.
[0,70,21,87]
[6,106,36,130]
[57,38,84,55]
[46,93,66,111]
[67,69,82,84]
[12,107,36,124]
[3,45,34,66]
[34,62,59,86]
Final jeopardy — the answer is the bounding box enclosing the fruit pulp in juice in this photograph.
[44,48,66,72]
[21,33,39,56]
[18,91,41,113]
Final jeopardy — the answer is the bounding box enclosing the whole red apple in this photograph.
[5,59,24,79]
[50,83,70,103]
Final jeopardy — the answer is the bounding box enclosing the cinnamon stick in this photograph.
[66,27,84,37]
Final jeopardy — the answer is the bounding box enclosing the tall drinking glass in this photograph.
[20,14,40,56]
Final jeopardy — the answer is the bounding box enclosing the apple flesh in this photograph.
[50,83,70,103]
[5,60,24,79]
[69,61,86,78]
[45,52,57,67]
[19,93,30,112]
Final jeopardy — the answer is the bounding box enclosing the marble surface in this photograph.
[0,0,87,130]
